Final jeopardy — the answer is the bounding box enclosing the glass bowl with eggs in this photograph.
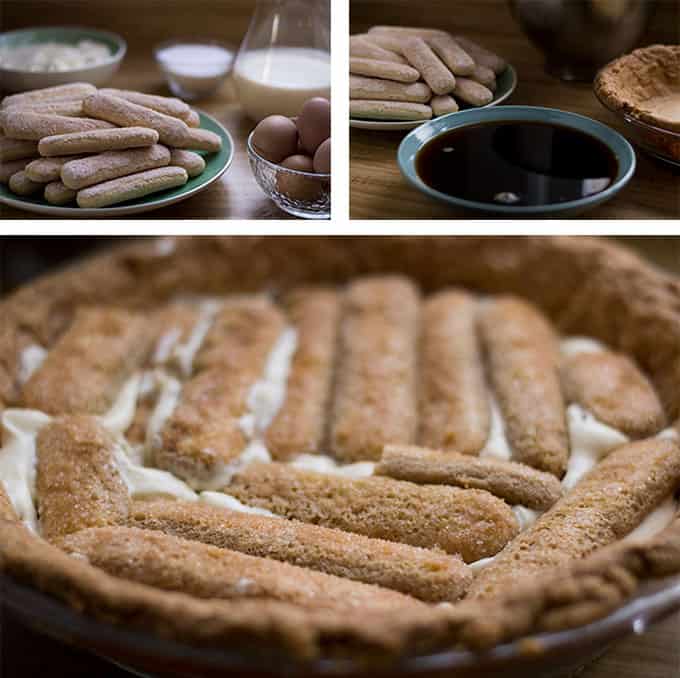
[0,26,126,92]
[247,97,330,219]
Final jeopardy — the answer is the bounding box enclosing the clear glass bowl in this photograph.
[595,89,680,168]
[247,131,330,219]
[154,39,235,101]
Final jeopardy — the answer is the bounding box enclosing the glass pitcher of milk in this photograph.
[233,0,330,121]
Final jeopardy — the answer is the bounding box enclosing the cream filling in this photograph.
[112,437,197,502]
[0,409,51,532]
[170,299,222,377]
[479,393,512,461]
[98,373,142,435]
[290,453,376,478]
[200,440,272,492]
[560,336,607,357]
[562,404,629,489]
[239,327,298,438]
[17,344,47,385]
[153,327,183,365]
[145,370,182,453]
[199,491,278,517]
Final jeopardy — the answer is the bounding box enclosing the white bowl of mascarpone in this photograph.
[0,26,126,92]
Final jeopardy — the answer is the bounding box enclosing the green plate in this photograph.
[0,111,234,217]
[350,64,518,131]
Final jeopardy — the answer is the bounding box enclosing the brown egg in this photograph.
[297,97,331,155]
[251,115,299,163]
[276,154,322,202]
[313,138,331,174]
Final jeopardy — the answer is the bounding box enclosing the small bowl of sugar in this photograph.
[154,39,235,101]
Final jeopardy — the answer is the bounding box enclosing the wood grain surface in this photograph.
[350,0,680,219]
[0,0,293,219]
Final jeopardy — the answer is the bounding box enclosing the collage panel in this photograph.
[0,0,330,220]
[350,0,680,219]
[1,235,680,678]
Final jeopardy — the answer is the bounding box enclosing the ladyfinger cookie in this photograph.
[330,276,420,461]
[228,462,520,562]
[368,26,449,39]
[25,155,86,183]
[0,135,39,162]
[59,525,427,613]
[83,93,190,147]
[22,307,152,415]
[128,499,472,602]
[62,144,171,190]
[431,95,459,116]
[481,297,569,477]
[36,416,129,541]
[561,351,665,438]
[419,291,489,454]
[377,445,563,511]
[8,171,42,197]
[0,111,115,141]
[350,100,432,121]
[453,36,507,74]
[427,34,475,76]
[0,157,35,184]
[44,181,77,206]
[76,166,188,208]
[402,37,456,95]
[363,33,407,56]
[349,58,420,83]
[156,298,286,485]
[99,89,191,120]
[39,127,159,157]
[184,110,200,127]
[350,75,432,103]
[169,149,206,178]
[350,35,406,64]
[453,78,494,107]
[470,437,680,598]
[470,63,497,90]
[0,82,96,109]
[4,100,85,117]
[266,288,341,459]
[173,127,222,153]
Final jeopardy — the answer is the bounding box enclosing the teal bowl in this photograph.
[397,106,636,217]
[0,26,126,92]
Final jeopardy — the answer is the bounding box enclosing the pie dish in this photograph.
[1,236,680,673]
[595,45,680,133]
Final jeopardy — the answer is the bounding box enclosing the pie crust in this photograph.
[595,45,680,132]
[1,236,680,664]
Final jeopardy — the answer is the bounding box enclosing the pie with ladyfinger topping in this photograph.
[1,236,680,667]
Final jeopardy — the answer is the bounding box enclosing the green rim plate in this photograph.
[0,110,234,217]
[350,64,518,131]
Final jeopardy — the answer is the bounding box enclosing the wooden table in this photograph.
[350,0,680,219]
[1,0,292,219]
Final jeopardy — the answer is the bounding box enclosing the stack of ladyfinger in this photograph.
[350,26,507,121]
[0,82,221,208]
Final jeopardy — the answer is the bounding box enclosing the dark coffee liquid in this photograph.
[415,121,618,207]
